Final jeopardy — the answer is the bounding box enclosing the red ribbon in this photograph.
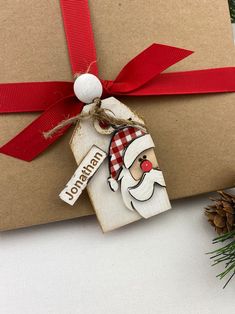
[1,0,235,162]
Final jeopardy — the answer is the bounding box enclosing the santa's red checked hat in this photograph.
[108,126,155,191]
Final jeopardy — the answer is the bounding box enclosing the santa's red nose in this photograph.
[140,160,152,172]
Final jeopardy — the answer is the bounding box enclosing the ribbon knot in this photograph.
[100,79,114,97]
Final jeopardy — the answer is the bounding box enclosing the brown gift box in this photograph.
[0,0,234,231]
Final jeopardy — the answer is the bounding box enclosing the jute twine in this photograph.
[43,98,146,139]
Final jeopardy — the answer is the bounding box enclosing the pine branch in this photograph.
[229,0,235,23]
[208,230,235,288]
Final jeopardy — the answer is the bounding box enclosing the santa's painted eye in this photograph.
[143,155,147,159]
[138,158,142,162]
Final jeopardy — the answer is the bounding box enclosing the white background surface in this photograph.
[1,191,235,314]
[0,22,234,314]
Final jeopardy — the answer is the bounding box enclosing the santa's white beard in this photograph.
[119,168,171,218]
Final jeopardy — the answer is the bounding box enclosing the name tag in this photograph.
[59,145,107,205]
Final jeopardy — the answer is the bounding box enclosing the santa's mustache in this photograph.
[128,169,166,202]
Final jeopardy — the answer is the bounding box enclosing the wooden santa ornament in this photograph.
[60,74,171,232]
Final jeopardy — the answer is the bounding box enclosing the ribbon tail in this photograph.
[106,43,193,94]
[0,96,82,161]
[0,82,73,113]
[119,67,235,96]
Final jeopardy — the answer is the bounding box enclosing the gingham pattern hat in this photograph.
[108,126,146,191]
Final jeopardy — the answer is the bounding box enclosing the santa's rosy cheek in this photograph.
[140,160,152,172]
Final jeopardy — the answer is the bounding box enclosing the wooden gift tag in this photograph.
[70,97,171,232]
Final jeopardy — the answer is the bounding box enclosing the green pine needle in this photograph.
[229,0,235,23]
[208,230,235,288]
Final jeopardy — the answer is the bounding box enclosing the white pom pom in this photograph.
[73,73,103,104]
[108,177,119,192]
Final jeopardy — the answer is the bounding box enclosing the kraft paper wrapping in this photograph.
[0,0,234,230]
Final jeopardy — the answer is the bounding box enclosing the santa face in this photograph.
[107,127,171,218]
[118,148,169,218]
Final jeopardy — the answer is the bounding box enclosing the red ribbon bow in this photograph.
[1,0,235,162]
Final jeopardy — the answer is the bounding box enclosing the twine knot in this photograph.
[43,98,146,139]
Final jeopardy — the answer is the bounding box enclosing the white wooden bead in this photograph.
[73,74,103,104]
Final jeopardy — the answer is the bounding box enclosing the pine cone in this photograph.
[205,191,235,235]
